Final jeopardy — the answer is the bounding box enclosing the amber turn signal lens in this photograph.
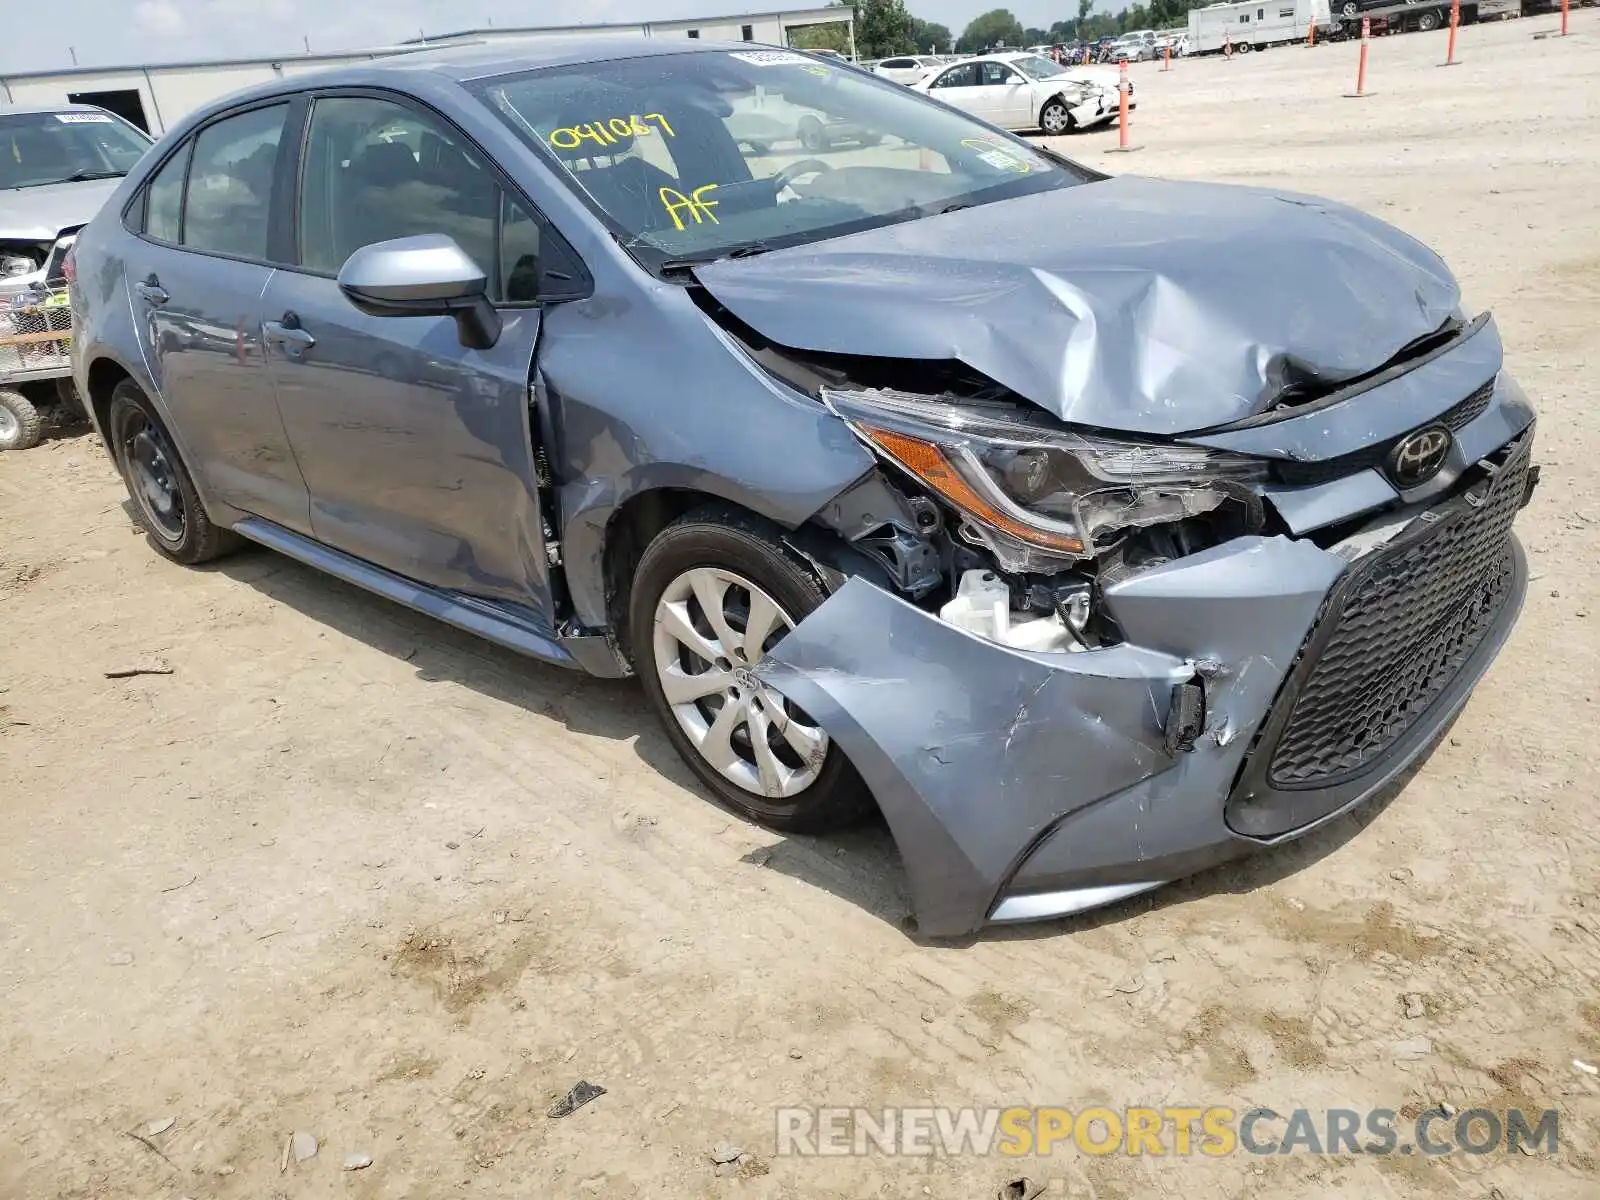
[858,424,1085,555]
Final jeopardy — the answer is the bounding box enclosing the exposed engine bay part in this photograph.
[938,569,1087,654]
[813,470,942,597]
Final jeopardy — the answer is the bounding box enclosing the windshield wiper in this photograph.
[658,242,774,277]
[42,169,127,185]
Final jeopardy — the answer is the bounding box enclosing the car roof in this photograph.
[0,101,119,117]
[383,34,766,80]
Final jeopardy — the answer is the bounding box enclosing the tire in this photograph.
[1341,0,1359,14]
[0,389,42,451]
[797,116,830,153]
[1417,9,1441,27]
[1039,97,1074,135]
[107,379,240,565]
[629,504,874,834]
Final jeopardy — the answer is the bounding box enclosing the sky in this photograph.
[1,1,1090,76]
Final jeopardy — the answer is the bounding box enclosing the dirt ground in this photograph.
[3,14,1599,1199]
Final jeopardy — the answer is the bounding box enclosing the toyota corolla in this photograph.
[69,39,1537,937]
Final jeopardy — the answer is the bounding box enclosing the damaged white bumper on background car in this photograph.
[703,179,1540,938]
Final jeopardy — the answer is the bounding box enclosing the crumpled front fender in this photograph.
[754,534,1346,938]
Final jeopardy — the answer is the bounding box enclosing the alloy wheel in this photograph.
[651,566,829,799]
[1041,102,1071,134]
[0,407,16,444]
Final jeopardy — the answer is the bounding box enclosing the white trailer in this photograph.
[1189,0,1335,53]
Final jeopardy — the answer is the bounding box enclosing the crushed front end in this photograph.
[750,314,1537,938]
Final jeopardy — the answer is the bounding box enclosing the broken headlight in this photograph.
[822,387,1266,571]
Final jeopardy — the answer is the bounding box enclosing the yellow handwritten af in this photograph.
[659,184,721,232]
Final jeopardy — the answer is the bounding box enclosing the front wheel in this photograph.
[629,506,874,833]
[108,380,240,564]
[1416,9,1441,28]
[1039,97,1074,135]
[0,389,42,451]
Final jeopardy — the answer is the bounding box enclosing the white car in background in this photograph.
[912,52,1127,136]
[872,55,942,85]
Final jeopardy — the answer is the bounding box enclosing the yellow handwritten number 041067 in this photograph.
[547,113,675,151]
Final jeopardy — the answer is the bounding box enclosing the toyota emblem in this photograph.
[1388,425,1452,488]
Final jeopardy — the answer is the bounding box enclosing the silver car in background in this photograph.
[69,39,1536,938]
[1,104,152,301]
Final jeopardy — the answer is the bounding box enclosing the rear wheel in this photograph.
[1416,9,1441,28]
[0,389,42,451]
[630,506,874,833]
[108,379,240,565]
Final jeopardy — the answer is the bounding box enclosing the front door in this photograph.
[989,64,1036,127]
[261,93,558,615]
[973,62,1027,126]
[122,102,310,531]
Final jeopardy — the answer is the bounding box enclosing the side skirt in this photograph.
[232,516,580,671]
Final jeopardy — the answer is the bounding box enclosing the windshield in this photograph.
[0,111,152,190]
[1009,54,1073,80]
[476,49,1092,271]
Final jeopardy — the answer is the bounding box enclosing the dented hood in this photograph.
[694,176,1461,436]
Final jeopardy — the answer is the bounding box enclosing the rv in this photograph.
[1189,0,1336,53]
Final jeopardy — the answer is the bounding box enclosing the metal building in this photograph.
[0,6,856,135]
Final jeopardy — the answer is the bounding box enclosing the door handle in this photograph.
[264,313,316,355]
[136,276,168,306]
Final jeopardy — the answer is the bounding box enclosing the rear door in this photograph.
[260,91,582,615]
[118,100,310,531]
[924,62,985,119]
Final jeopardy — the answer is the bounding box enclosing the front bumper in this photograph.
[757,397,1535,939]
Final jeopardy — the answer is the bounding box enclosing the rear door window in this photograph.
[181,104,288,260]
[143,144,190,243]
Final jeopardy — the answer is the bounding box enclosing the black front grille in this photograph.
[1270,378,1496,488]
[1265,434,1530,788]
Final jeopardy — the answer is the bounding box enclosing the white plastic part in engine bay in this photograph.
[937,569,1085,653]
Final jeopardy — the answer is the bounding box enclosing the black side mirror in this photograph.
[337,234,502,351]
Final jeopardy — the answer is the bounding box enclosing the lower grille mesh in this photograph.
[1267,436,1529,787]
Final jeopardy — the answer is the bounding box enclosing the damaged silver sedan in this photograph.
[70,38,1538,938]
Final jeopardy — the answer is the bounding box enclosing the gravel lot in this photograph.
[2,14,1597,1198]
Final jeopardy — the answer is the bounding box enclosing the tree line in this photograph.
[789,0,1215,57]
